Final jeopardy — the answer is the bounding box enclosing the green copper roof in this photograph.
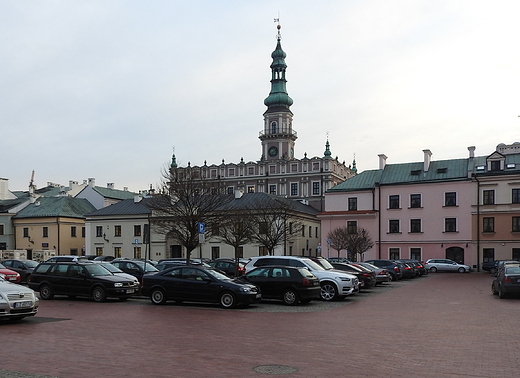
[13,196,96,219]
[93,186,136,200]
[264,36,293,109]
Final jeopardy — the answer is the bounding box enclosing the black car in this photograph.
[492,263,520,298]
[238,266,321,305]
[141,266,261,308]
[209,258,246,277]
[28,261,140,302]
[394,261,417,279]
[330,263,376,289]
[365,259,403,281]
[0,259,39,283]
[111,259,159,283]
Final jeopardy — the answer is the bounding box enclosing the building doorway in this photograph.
[446,246,464,264]
[170,245,182,258]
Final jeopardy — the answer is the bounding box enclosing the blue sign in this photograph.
[327,238,331,245]
[198,223,205,234]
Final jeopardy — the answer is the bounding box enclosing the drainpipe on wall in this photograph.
[475,175,481,272]
[376,182,381,259]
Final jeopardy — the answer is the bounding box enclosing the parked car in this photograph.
[141,265,261,308]
[491,264,520,298]
[0,276,39,321]
[330,263,376,289]
[45,255,89,263]
[424,259,471,273]
[94,262,140,283]
[237,266,320,305]
[365,260,403,281]
[394,261,417,279]
[93,256,115,262]
[0,263,21,284]
[1,259,38,283]
[28,261,140,302]
[326,257,351,263]
[399,259,428,276]
[209,258,246,277]
[355,262,391,285]
[245,256,359,301]
[111,259,159,283]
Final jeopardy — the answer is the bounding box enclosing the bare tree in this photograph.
[327,226,350,258]
[148,165,232,263]
[346,227,374,262]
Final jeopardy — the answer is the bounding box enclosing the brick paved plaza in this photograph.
[1,272,518,378]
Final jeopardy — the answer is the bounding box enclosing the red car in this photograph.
[0,263,21,284]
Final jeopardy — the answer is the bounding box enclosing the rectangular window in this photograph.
[490,160,501,171]
[483,217,495,233]
[389,220,400,233]
[445,192,456,206]
[23,227,29,238]
[289,222,293,234]
[134,247,142,259]
[114,225,122,237]
[410,219,422,233]
[95,247,103,256]
[483,248,495,263]
[269,185,276,195]
[389,195,400,209]
[302,225,305,237]
[227,186,234,194]
[70,248,78,256]
[134,225,142,237]
[71,226,77,237]
[348,197,357,211]
[96,226,103,237]
[258,246,268,256]
[269,165,276,174]
[309,226,312,237]
[228,168,235,176]
[389,248,400,260]
[312,162,320,171]
[291,164,298,172]
[211,246,220,260]
[312,182,320,195]
[0,224,3,235]
[114,247,122,258]
[290,183,298,196]
[247,185,255,193]
[444,218,457,232]
[410,248,421,261]
[259,222,268,234]
[512,248,520,261]
[82,227,85,238]
[315,227,319,238]
[513,217,520,232]
[410,194,422,208]
[43,227,48,238]
[248,167,254,175]
[483,190,495,205]
[347,221,357,234]
[513,189,520,204]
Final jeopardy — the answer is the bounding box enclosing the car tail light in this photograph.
[302,278,311,286]
[393,267,399,272]
[378,269,387,275]
[504,277,512,283]
[362,273,371,277]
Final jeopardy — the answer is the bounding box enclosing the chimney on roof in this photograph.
[378,154,387,170]
[123,187,128,191]
[423,149,432,172]
[107,183,114,189]
[134,192,143,203]
[235,189,244,199]
[88,178,95,187]
[468,146,475,158]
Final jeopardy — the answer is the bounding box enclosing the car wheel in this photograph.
[151,288,167,305]
[498,286,507,299]
[39,284,54,300]
[458,267,466,273]
[430,267,438,273]
[219,291,236,309]
[491,282,498,295]
[320,282,338,301]
[92,287,106,302]
[490,267,496,274]
[387,274,394,282]
[282,289,299,306]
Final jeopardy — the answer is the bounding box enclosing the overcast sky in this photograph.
[2,1,520,193]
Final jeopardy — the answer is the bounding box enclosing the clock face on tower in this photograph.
[268,146,278,157]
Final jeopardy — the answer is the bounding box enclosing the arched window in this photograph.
[271,121,277,134]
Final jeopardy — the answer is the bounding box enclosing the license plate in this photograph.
[255,294,261,299]
[126,289,135,294]
[14,301,32,308]
[8,277,17,281]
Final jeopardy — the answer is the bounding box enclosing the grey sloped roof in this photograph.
[219,192,319,216]
[86,198,152,217]
[93,186,136,200]
[13,197,96,219]
[328,158,470,193]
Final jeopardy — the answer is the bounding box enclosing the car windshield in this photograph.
[134,261,159,272]
[84,264,112,276]
[317,259,334,270]
[100,263,123,273]
[302,259,325,271]
[359,263,378,270]
[206,268,232,281]
[0,263,6,269]
[24,260,39,268]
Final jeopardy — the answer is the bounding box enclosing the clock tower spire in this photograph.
[259,21,297,161]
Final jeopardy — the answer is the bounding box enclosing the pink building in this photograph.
[319,149,477,267]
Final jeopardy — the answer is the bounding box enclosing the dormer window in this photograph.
[411,170,421,176]
[437,168,447,174]
[490,160,501,171]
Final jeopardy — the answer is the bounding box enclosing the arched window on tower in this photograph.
[271,121,277,134]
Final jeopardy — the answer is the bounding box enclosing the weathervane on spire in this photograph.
[274,14,281,40]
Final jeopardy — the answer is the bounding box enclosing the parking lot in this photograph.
[1,272,519,378]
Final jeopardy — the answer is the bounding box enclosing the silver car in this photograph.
[0,276,39,320]
[425,259,471,273]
